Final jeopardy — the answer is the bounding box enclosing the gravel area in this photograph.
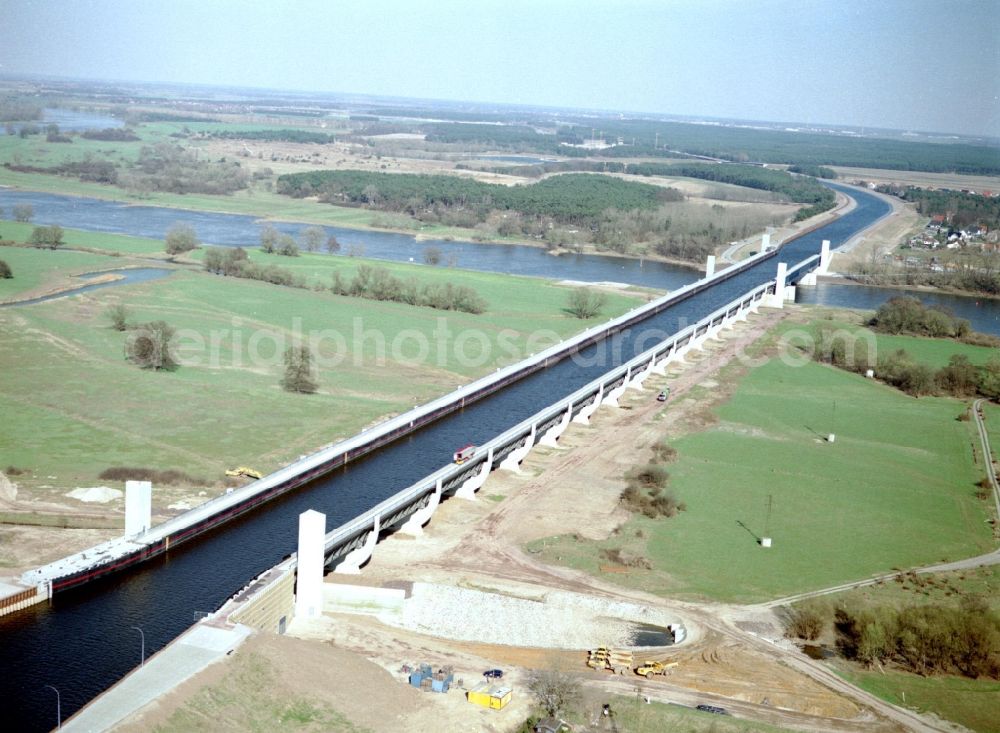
[378,582,686,649]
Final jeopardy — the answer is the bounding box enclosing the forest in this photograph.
[276,170,667,223]
[487,160,836,219]
[417,117,1000,174]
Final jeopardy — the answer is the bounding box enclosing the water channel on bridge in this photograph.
[0,184,953,731]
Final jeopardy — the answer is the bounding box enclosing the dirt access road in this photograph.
[112,307,954,733]
[293,308,952,733]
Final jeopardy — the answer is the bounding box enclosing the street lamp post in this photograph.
[132,626,145,667]
[44,684,60,730]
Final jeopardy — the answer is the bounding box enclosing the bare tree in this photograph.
[423,246,442,265]
[325,234,340,254]
[526,667,581,718]
[300,226,324,252]
[12,203,33,223]
[259,224,279,253]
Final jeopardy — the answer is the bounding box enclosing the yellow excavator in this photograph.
[225,467,263,480]
[635,660,678,678]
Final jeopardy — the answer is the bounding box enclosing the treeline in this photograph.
[203,249,488,314]
[331,264,487,313]
[276,170,665,223]
[121,144,249,195]
[627,162,835,214]
[871,296,971,338]
[0,99,42,122]
[208,128,337,144]
[4,143,250,195]
[813,299,1000,399]
[876,186,1000,230]
[80,128,139,141]
[834,600,999,678]
[489,160,835,218]
[788,164,837,179]
[848,253,1000,296]
[416,115,1000,174]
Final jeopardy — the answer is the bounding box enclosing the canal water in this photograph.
[0,184,989,730]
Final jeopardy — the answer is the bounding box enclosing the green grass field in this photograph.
[777,314,1000,368]
[985,402,1000,466]
[791,565,1000,732]
[0,250,642,491]
[835,665,1000,733]
[0,245,164,300]
[812,564,1000,613]
[528,326,994,603]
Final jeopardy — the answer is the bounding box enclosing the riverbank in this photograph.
[0,167,802,272]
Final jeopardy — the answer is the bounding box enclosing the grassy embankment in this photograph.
[0,242,644,493]
[527,317,996,603]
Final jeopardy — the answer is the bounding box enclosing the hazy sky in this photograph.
[1,0,997,137]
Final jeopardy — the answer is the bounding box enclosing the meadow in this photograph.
[528,324,995,603]
[0,243,642,491]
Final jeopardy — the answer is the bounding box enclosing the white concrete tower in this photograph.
[295,509,326,620]
[124,480,152,537]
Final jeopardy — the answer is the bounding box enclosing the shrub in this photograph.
[651,438,677,463]
[164,223,199,255]
[0,259,11,278]
[98,466,203,485]
[105,303,129,331]
[566,287,607,319]
[786,605,826,640]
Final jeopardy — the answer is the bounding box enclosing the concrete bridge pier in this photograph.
[499,427,535,473]
[333,515,380,574]
[602,368,631,408]
[540,406,572,447]
[651,349,671,375]
[399,479,443,535]
[628,359,654,390]
[572,387,603,425]
[456,449,494,499]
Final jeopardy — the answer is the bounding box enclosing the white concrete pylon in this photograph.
[295,509,326,618]
[819,239,831,274]
[767,262,787,308]
[333,515,380,574]
[705,255,716,278]
[124,480,152,537]
[399,479,443,535]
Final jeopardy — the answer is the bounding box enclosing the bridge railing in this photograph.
[141,246,782,546]
[321,279,774,554]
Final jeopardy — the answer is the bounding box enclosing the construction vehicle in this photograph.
[225,467,263,480]
[635,660,678,678]
[586,647,633,675]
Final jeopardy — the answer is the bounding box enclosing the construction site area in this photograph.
[105,305,957,733]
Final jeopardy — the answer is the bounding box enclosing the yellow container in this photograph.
[467,684,512,710]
